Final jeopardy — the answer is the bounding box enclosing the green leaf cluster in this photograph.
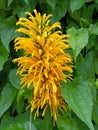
[0,0,98,130]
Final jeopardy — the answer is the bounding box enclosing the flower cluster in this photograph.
[13,9,73,121]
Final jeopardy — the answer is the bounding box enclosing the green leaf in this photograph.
[79,4,95,28]
[89,23,98,35]
[51,1,67,22]
[95,79,98,89]
[95,0,98,3]
[95,37,98,50]
[0,111,29,129]
[76,118,90,130]
[76,51,95,79]
[90,84,97,102]
[92,97,98,125]
[8,0,13,6]
[61,77,94,130]
[36,109,53,130]
[9,69,20,89]
[57,114,78,130]
[0,83,17,118]
[13,7,27,18]
[0,16,17,52]
[0,42,8,71]
[46,0,56,9]
[67,27,89,61]
[23,0,29,5]
[0,111,42,130]
[0,120,37,130]
[4,121,37,130]
[13,0,37,17]
[95,58,98,74]
[95,4,98,13]
[24,0,37,12]
[0,0,7,10]
[86,35,96,51]
[70,0,92,12]
[16,99,24,114]
[95,125,98,130]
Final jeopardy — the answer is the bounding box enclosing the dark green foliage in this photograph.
[0,0,98,130]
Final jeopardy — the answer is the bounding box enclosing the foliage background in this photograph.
[0,0,98,130]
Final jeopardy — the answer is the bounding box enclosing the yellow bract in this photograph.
[13,9,73,121]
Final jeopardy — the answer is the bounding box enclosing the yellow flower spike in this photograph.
[13,9,73,122]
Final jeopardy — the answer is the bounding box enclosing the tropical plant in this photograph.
[0,0,98,130]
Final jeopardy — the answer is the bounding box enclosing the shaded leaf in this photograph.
[0,0,7,10]
[9,69,20,89]
[70,0,92,12]
[51,1,67,23]
[13,7,27,18]
[0,83,17,118]
[76,118,90,130]
[86,35,96,51]
[13,0,37,17]
[46,0,56,9]
[0,121,37,130]
[92,97,98,125]
[0,16,17,52]
[0,111,29,129]
[24,0,37,12]
[76,51,95,79]
[95,58,98,74]
[61,77,94,130]
[0,110,50,130]
[23,0,29,5]
[36,109,53,130]
[80,4,95,26]
[0,42,8,71]
[67,27,89,61]
[94,125,98,130]
[95,79,98,89]
[89,24,98,35]
[95,0,98,3]
[57,114,78,130]
[8,0,13,6]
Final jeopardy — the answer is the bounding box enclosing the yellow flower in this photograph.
[13,9,73,121]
